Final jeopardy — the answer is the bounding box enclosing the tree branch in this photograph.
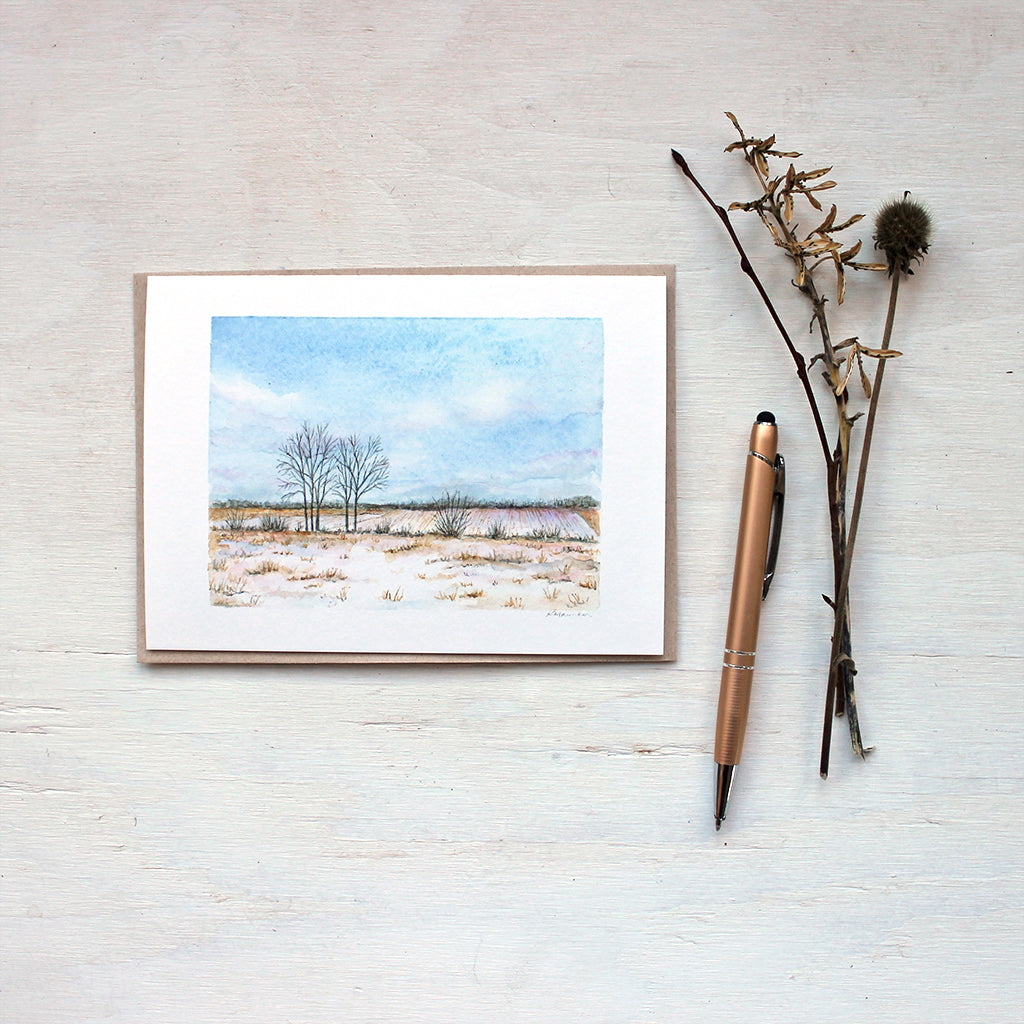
[672,149,832,464]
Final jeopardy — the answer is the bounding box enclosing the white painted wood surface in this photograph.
[3,2,1022,1020]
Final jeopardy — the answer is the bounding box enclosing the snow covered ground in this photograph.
[209,519,600,613]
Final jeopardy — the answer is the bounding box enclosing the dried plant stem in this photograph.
[671,150,831,461]
[820,272,899,773]
[673,147,865,770]
[718,127,868,757]
[799,266,860,740]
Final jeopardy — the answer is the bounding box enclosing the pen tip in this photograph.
[715,818,722,831]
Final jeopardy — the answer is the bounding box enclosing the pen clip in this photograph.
[762,454,785,600]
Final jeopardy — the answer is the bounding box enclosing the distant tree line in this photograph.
[552,495,598,508]
[277,422,389,532]
[394,494,599,511]
[212,492,600,516]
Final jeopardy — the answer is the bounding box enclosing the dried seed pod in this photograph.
[873,194,932,276]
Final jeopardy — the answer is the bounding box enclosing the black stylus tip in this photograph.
[756,410,775,424]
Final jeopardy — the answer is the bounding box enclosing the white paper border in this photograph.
[142,271,667,656]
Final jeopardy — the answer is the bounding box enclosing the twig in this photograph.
[671,150,832,464]
[820,271,899,773]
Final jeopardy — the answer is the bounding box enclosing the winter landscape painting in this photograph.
[139,269,671,660]
[208,316,604,613]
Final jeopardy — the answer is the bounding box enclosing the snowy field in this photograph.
[208,507,600,612]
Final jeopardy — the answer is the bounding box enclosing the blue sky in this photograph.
[209,316,603,503]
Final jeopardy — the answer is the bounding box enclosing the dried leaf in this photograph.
[803,238,838,256]
[851,261,889,272]
[858,360,872,398]
[801,166,834,181]
[784,192,793,222]
[858,347,903,359]
[833,337,859,351]
[835,352,856,395]
[833,213,865,232]
[840,239,863,261]
[816,205,838,234]
[760,214,782,245]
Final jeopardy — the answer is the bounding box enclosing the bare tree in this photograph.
[277,421,335,531]
[333,440,355,531]
[334,434,389,531]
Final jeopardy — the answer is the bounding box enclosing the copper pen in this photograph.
[715,411,785,830]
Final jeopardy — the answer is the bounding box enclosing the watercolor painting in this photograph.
[207,316,604,613]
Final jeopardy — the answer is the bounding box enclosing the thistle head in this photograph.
[873,193,932,276]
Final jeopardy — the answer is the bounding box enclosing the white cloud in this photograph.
[458,378,530,423]
[397,397,451,431]
[515,448,601,497]
[210,374,301,415]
